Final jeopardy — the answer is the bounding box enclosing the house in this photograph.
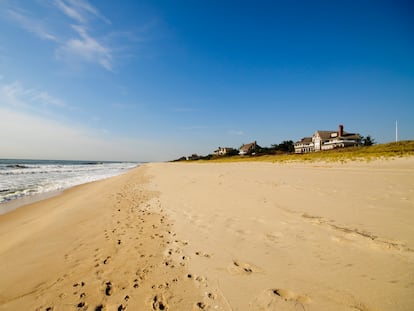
[214,147,235,156]
[239,141,259,155]
[295,125,361,154]
[294,137,314,154]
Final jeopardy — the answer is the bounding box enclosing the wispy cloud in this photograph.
[5,0,115,71]
[7,8,57,41]
[57,25,113,71]
[54,0,111,25]
[0,81,68,111]
[32,91,66,108]
[53,0,113,71]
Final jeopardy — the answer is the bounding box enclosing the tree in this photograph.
[362,135,375,146]
[278,140,295,153]
[226,149,240,157]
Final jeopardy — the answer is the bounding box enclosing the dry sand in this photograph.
[0,166,203,310]
[1,158,414,310]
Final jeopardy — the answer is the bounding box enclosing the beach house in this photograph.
[294,137,314,154]
[214,147,235,156]
[295,125,361,154]
[239,141,259,155]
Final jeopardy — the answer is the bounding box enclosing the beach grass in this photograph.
[197,140,414,163]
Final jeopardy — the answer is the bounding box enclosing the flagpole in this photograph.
[396,120,398,142]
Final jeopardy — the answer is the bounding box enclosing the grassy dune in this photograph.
[200,141,414,163]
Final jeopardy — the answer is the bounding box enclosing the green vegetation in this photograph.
[176,141,414,163]
[361,135,375,146]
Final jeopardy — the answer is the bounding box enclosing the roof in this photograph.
[341,133,361,140]
[239,141,257,152]
[296,137,312,143]
[315,130,335,139]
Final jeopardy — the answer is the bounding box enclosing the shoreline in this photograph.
[0,159,140,215]
[1,157,414,310]
[0,163,140,216]
[0,189,64,215]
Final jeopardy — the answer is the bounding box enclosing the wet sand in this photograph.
[1,158,414,310]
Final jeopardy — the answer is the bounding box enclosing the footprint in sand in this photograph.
[151,294,168,310]
[194,301,207,310]
[76,301,88,310]
[250,288,311,311]
[227,260,259,275]
[195,251,211,258]
[73,281,86,288]
[117,304,126,311]
[105,281,113,296]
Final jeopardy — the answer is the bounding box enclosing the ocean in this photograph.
[0,159,139,212]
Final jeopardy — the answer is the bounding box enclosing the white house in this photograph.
[294,137,314,153]
[214,147,235,156]
[295,125,361,154]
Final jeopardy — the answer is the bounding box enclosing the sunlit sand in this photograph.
[1,158,413,310]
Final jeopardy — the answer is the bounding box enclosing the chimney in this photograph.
[338,124,344,137]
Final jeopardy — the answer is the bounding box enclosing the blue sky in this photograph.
[0,0,413,161]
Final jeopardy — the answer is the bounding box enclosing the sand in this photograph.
[1,158,414,310]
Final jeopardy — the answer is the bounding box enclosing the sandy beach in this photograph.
[1,158,414,310]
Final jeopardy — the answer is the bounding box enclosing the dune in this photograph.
[1,157,413,310]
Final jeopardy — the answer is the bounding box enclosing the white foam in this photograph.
[0,161,139,205]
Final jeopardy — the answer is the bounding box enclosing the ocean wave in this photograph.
[6,164,30,169]
[0,160,139,205]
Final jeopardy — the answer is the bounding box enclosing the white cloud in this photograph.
[54,0,111,25]
[57,25,113,71]
[6,1,114,71]
[1,81,35,108]
[53,0,114,71]
[54,0,85,23]
[32,91,66,108]
[7,9,57,41]
[0,81,67,110]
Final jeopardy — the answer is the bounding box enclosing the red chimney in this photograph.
[338,124,344,137]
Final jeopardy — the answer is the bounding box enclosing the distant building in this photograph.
[295,125,361,154]
[239,141,259,155]
[214,147,235,156]
[294,137,314,154]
